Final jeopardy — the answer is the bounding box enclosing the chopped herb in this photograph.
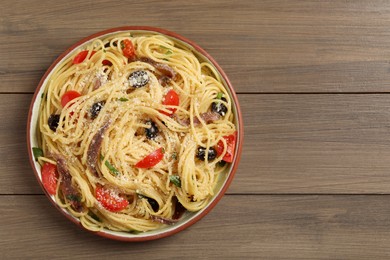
[162,58,169,62]
[100,154,120,176]
[160,45,173,55]
[161,147,166,154]
[129,229,141,234]
[103,161,119,176]
[119,97,129,102]
[170,175,181,188]
[129,33,134,37]
[89,212,101,222]
[171,152,177,160]
[41,92,45,99]
[32,147,43,161]
[105,160,120,176]
[66,194,81,202]
[216,92,223,99]
[103,49,107,53]
[120,41,125,49]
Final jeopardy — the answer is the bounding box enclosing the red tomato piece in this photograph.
[41,163,58,195]
[215,131,237,163]
[102,59,112,66]
[61,90,81,107]
[73,50,96,64]
[122,39,136,59]
[135,147,164,168]
[160,89,179,116]
[95,185,129,212]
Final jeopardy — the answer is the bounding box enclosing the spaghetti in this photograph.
[34,31,237,232]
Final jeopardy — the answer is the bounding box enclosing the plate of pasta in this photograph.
[27,26,243,241]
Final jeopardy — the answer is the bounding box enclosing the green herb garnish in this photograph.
[160,45,173,55]
[171,152,177,160]
[100,154,120,176]
[216,92,223,99]
[32,147,43,161]
[66,194,81,202]
[120,41,125,49]
[41,93,45,99]
[118,97,129,102]
[89,212,101,222]
[105,160,120,176]
[170,175,181,188]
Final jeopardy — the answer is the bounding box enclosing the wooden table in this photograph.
[2,0,390,258]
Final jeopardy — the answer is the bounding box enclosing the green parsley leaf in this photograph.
[170,175,181,188]
[216,92,223,99]
[100,154,120,176]
[66,194,81,202]
[105,160,120,176]
[89,212,101,222]
[119,97,129,102]
[171,152,177,160]
[32,147,43,161]
[160,45,173,55]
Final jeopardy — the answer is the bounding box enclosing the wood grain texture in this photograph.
[2,0,390,258]
[237,94,390,194]
[1,195,390,259]
[2,0,390,93]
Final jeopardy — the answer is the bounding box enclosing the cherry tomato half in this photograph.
[61,90,81,108]
[122,39,135,59]
[41,163,58,195]
[102,59,112,66]
[73,50,96,64]
[160,89,179,116]
[135,147,164,168]
[73,50,111,65]
[215,131,237,163]
[95,185,129,212]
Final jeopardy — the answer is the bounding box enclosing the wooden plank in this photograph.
[0,94,40,194]
[1,195,390,259]
[4,93,390,194]
[2,0,390,93]
[234,94,390,194]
